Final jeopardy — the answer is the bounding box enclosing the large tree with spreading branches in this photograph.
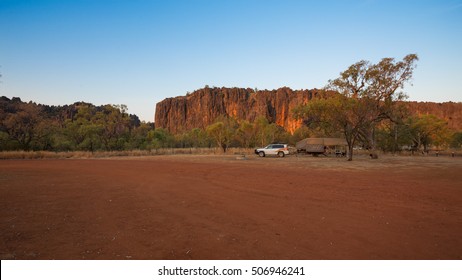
[295,54,418,160]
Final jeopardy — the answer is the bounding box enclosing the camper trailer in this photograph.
[296,138,347,156]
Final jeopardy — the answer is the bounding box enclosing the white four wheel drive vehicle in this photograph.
[254,144,290,157]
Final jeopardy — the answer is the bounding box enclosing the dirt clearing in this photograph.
[1,155,461,259]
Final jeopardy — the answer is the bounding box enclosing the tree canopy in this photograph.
[295,54,419,160]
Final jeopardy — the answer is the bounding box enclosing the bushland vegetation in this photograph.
[1,55,460,158]
[0,97,291,153]
[1,95,458,159]
[0,98,147,152]
[293,54,460,160]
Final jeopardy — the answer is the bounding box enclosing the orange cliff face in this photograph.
[154,87,462,134]
[155,87,321,134]
[285,119,304,134]
[405,101,462,131]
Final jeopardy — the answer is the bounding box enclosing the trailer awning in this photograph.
[296,138,347,149]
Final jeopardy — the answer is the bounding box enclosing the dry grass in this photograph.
[0,151,73,160]
[1,148,459,160]
[0,148,257,160]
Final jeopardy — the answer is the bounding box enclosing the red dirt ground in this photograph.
[1,155,461,260]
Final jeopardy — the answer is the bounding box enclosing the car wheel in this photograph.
[258,151,265,157]
[277,151,285,158]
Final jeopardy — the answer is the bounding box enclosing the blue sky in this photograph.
[1,0,461,122]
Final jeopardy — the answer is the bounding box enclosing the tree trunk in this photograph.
[344,129,355,161]
[346,132,354,161]
[393,124,398,155]
[367,127,379,159]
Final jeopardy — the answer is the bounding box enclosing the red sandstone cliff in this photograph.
[406,101,462,131]
[155,87,462,133]
[155,87,324,134]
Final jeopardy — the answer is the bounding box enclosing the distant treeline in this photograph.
[0,97,148,151]
[1,96,461,153]
[0,96,295,152]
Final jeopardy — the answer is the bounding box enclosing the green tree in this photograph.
[1,103,43,150]
[373,103,411,153]
[295,95,365,160]
[295,54,418,160]
[375,121,412,153]
[127,122,153,150]
[147,128,174,150]
[63,105,102,151]
[188,128,209,148]
[235,120,256,148]
[450,131,462,149]
[406,114,451,152]
[95,104,131,150]
[290,125,312,145]
[253,116,281,147]
[34,118,61,150]
[206,117,237,153]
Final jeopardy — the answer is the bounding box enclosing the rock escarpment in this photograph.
[155,87,462,133]
[406,101,462,131]
[155,87,324,134]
